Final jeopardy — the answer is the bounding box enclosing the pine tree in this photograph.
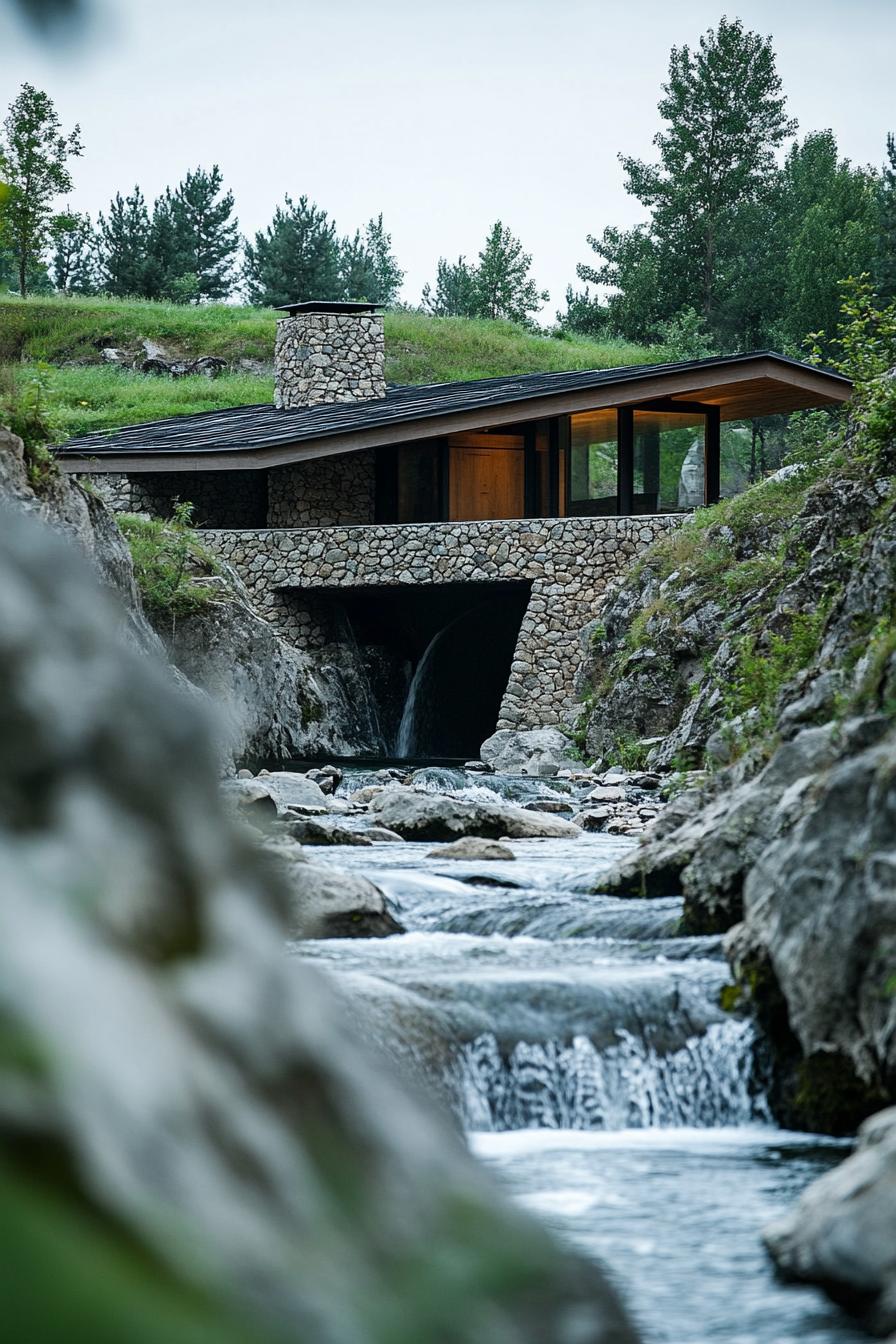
[339,228,375,301]
[474,221,548,324]
[877,133,896,303]
[421,255,478,316]
[142,192,184,300]
[243,195,341,307]
[338,215,404,305]
[96,187,150,296]
[362,214,403,305]
[167,164,238,302]
[51,209,95,292]
[0,82,82,296]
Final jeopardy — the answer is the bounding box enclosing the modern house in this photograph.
[55,302,852,758]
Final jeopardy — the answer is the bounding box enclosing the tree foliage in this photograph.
[0,83,82,296]
[243,194,342,307]
[877,133,896,303]
[339,214,404,305]
[51,209,95,293]
[572,19,890,356]
[96,187,151,297]
[423,221,547,325]
[166,165,239,302]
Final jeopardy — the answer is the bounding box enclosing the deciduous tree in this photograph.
[0,82,82,296]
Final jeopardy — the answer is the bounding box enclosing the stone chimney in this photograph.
[273,300,386,410]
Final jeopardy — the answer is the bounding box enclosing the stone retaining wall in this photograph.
[205,515,681,730]
[267,451,376,528]
[87,470,268,528]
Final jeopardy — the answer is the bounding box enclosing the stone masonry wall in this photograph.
[205,516,681,731]
[86,471,268,529]
[274,312,386,409]
[267,451,376,528]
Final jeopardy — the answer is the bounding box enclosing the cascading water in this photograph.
[293,769,864,1344]
[395,622,450,757]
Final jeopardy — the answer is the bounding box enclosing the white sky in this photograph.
[3,0,895,317]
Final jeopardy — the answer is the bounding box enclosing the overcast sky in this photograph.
[3,0,895,316]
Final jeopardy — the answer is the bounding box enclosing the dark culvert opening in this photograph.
[308,580,531,761]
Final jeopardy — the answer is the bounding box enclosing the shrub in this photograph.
[118,502,219,621]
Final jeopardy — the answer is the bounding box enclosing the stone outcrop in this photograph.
[763,1107,896,1336]
[480,726,579,775]
[0,502,638,1344]
[577,469,886,768]
[160,587,361,765]
[577,443,896,1132]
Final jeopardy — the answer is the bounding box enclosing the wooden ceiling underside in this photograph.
[665,375,846,421]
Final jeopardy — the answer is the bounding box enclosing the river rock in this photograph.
[365,825,406,842]
[428,837,516,861]
[286,864,404,939]
[480,727,579,776]
[0,503,638,1344]
[283,816,373,846]
[763,1107,896,1335]
[369,789,581,841]
[251,769,331,808]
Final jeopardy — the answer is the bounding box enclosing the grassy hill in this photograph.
[0,294,664,442]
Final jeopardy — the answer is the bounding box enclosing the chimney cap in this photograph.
[274,299,384,317]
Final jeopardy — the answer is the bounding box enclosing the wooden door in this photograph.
[448,436,525,521]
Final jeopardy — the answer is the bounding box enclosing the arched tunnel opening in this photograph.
[291,581,532,761]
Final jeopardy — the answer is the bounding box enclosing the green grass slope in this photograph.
[0,295,666,440]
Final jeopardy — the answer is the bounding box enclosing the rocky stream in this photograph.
[239,761,871,1344]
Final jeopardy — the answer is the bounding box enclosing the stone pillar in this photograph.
[274,305,386,409]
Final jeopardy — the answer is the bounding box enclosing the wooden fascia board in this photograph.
[58,357,851,475]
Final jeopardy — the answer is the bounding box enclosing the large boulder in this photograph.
[369,788,581,841]
[763,1107,896,1336]
[161,578,370,765]
[0,504,636,1344]
[480,727,579,776]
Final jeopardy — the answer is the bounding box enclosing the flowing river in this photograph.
[292,768,864,1344]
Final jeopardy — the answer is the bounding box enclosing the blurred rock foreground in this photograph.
[0,434,637,1340]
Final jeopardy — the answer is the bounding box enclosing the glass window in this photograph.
[633,410,706,513]
[397,442,441,522]
[569,409,618,515]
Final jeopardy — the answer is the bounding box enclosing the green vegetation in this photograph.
[722,608,828,737]
[0,294,674,439]
[119,503,219,620]
[0,293,277,363]
[16,365,271,439]
[0,360,59,487]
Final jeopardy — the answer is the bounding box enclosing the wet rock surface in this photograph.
[0,503,639,1344]
[764,1107,896,1336]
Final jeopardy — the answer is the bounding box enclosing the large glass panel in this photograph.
[633,409,705,512]
[569,408,617,515]
[397,442,441,522]
[720,416,788,498]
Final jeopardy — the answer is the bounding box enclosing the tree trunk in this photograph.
[18,252,27,299]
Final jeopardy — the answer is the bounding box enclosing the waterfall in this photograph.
[395,620,451,757]
[460,1021,771,1132]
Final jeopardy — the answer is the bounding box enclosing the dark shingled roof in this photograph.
[55,352,851,461]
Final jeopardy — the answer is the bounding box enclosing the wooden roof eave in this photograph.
[59,355,850,475]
